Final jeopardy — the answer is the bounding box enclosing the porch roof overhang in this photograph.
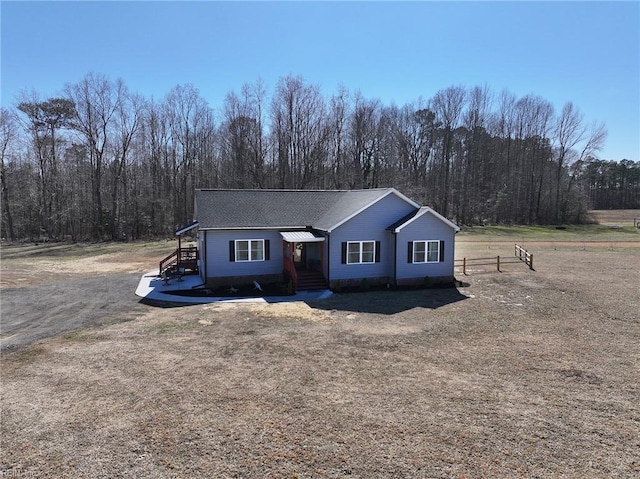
[280,231,325,243]
[175,221,199,236]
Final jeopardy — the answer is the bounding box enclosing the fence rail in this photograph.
[455,244,534,275]
[514,244,534,270]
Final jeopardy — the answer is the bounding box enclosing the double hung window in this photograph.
[347,241,376,264]
[412,240,440,263]
[235,239,264,262]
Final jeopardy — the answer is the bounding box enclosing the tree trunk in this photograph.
[0,161,14,240]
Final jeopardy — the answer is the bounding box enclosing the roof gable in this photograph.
[318,188,419,232]
[388,206,460,233]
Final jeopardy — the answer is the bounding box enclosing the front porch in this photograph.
[281,231,327,291]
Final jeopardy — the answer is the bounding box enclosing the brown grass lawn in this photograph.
[1,227,639,478]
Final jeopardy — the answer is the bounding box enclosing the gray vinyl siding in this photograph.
[203,230,283,279]
[395,213,456,280]
[329,193,416,282]
[198,230,206,282]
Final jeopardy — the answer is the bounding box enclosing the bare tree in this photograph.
[512,95,554,222]
[3,72,620,239]
[391,101,438,196]
[138,98,170,235]
[456,85,493,224]
[432,86,466,216]
[553,102,607,222]
[65,73,122,239]
[270,76,327,188]
[109,83,143,239]
[326,86,350,188]
[243,80,268,187]
[0,107,18,240]
[345,93,384,189]
[221,81,267,188]
[165,84,212,225]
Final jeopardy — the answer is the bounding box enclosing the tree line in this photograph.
[1,72,637,242]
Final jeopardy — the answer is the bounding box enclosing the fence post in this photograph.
[497,255,500,272]
[529,254,533,270]
[463,257,467,275]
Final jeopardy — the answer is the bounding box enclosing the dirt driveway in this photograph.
[0,242,171,351]
[1,273,149,351]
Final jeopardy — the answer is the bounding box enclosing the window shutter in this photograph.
[439,240,445,262]
[265,239,270,260]
[229,241,235,262]
[341,242,347,264]
[375,241,381,263]
[407,242,413,263]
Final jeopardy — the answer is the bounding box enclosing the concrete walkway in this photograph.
[135,271,333,305]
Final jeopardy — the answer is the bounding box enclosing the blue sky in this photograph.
[1,1,638,161]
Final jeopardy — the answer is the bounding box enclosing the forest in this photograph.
[1,72,638,241]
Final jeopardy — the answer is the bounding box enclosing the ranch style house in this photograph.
[162,188,460,291]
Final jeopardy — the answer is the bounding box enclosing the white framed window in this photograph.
[413,240,440,263]
[235,239,264,262]
[347,240,376,264]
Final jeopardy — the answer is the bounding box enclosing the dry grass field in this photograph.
[1,217,639,478]
[589,209,640,227]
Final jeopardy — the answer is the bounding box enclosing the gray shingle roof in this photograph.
[194,188,407,231]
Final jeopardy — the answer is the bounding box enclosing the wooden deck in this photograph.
[159,246,199,276]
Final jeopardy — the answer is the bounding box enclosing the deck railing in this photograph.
[159,246,198,275]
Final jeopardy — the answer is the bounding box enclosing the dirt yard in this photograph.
[1,230,639,478]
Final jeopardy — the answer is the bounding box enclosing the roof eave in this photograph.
[197,225,309,231]
[175,221,199,236]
